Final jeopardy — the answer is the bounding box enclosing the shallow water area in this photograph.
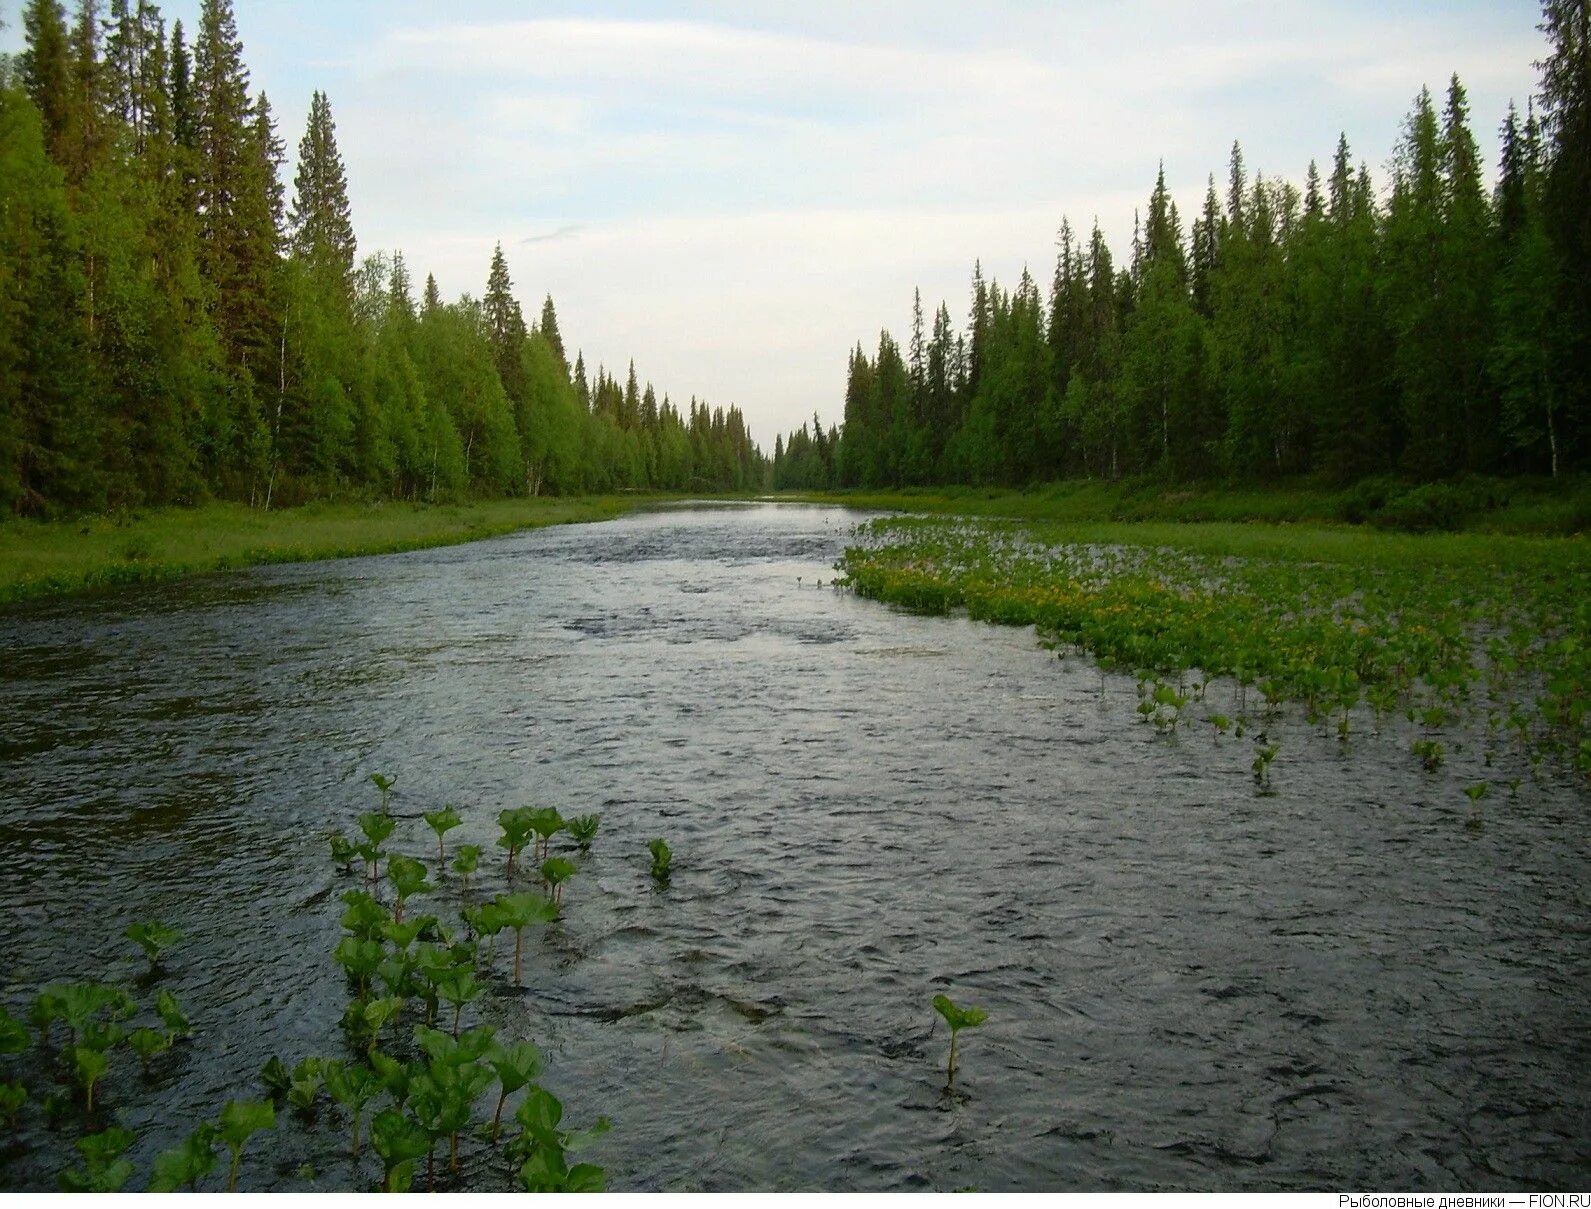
[1,502,1586,1191]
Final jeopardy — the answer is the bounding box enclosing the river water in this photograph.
[1,503,1586,1191]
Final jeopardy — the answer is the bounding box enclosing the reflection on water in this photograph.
[1,504,1587,1190]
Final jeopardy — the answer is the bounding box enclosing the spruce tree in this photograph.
[288,89,355,288]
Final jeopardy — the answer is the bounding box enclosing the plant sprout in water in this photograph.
[565,814,600,853]
[647,838,672,884]
[59,1126,137,1192]
[423,805,463,864]
[328,832,358,872]
[487,1040,543,1141]
[497,808,535,877]
[452,844,481,897]
[932,993,988,1091]
[217,1099,275,1192]
[367,772,396,816]
[494,891,558,986]
[386,855,432,924]
[147,1124,220,1192]
[371,1107,430,1192]
[358,812,397,885]
[1251,742,1280,791]
[323,1060,380,1157]
[124,921,182,972]
[540,857,577,909]
[526,807,566,864]
[1464,782,1489,831]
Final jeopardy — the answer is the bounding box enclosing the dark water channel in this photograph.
[1,503,1586,1191]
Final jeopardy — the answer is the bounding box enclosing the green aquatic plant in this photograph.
[409,1026,499,1181]
[566,814,600,852]
[494,891,558,986]
[368,772,396,815]
[328,832,358,872]
[497,808,535,876]
[452,844,481,897]
[386,854,433,923]
[1251,742,1280,790]
[124,921,183,971]
[59,1125,137,1192]
[154,989,190,1038]
[259,1055,292,1103]
[1412,738,1445,772]
[1,1006,29,1055]
[358,811,397,884]
[371,1106,431,1192]
[424,805,463,864]
[218,1099,276,1192]
[360,997,405,1058]
[147,1123,220,1192]
[540,857,577,908]
[932,993,988,1091]
[127,1026,171,1069]
[285,1057,325,1115]
[488,1040,543,1141]
[526,807,566,863]
[1463,782,1489,831]
[323,1059,380,1157]
[70,1044,110,1115]
[510,1086,609,1193]
[433,967,484,1037]
[647,838,673,884]
[0,1079,25,1126]
[341,889,390,941]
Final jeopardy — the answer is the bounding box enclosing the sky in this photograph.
[0,1,1549,447]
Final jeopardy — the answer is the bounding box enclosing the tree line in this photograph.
[0,0,765,517]
[773,3,1588,491]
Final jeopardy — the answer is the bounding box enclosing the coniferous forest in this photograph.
[0,0,765,519]
[772,5,1589,495]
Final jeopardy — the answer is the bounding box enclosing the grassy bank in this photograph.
[780,474,1591,538]
[835,514,1591,776]
[0,496,657,605]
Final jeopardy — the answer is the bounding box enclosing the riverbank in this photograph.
[778,475,1591,538]
[0,496,660,605]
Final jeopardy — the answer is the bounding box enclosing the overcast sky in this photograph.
[1,1,1547,446]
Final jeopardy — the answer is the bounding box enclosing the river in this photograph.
[1,502,1586,1190]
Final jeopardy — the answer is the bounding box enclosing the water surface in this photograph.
[1,503,1586,1190]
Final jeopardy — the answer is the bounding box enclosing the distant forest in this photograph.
[0,0,765,517]
[773,3,1590,492]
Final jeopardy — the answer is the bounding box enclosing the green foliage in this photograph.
[511,1088,610,1193]
[0,1006,29,1055]
[125,920,183,968]
[5,770,619,1193]
[565,814,600,852]
[217,1098,276,1192]
[932,994,989,1089]
[371,1107,429,1192]
[424,804,463,862]
[540,856,577,907]
[59,1125,137,1192]
[147,1124,221,1192]
[496,806,535,875]
[386,853,432,919]
[839,515,1589,782]
[647,838,673,883]
[367,772,395,813]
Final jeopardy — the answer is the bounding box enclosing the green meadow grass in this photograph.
[0,496,653,605]
[781,474,1591,546]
